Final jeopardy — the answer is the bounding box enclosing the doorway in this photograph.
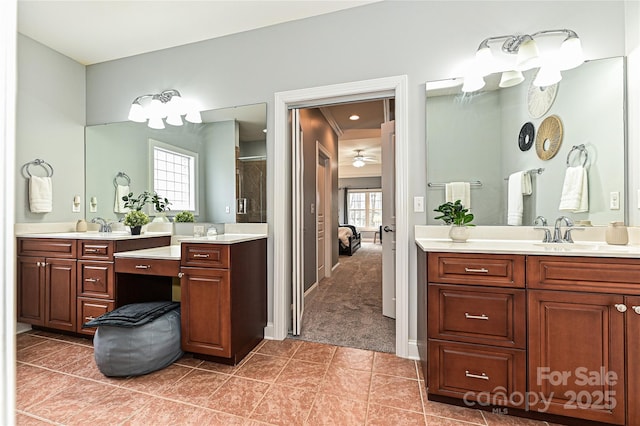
[273,75,410,358]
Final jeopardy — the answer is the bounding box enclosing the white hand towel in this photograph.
[507,171,530,226]
[559,166,589,212]
[114,184,130,213]
[29,176,53,213]
[445,182,471,209]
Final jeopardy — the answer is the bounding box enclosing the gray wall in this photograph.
[16,35,85,223]
[300,108,339,292]
[16,1,634,342]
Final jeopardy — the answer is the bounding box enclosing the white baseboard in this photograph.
[16,322,31,334]
[406,339,420,360]
[264,322,277,340]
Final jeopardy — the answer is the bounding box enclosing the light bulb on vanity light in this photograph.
[127,100,146,123]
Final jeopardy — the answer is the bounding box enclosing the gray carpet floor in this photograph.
[294,242,396,354]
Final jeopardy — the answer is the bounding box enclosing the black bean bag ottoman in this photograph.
[84,301,183,377]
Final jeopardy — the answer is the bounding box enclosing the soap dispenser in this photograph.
[76,219,88,232]
[605,221,628,245]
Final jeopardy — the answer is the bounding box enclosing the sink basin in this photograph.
[533,242,633,252]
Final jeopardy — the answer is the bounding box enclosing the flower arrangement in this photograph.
[174,211,195,223]
[124,210,150,227]
[433,200,475,226]
[122,191,171,212]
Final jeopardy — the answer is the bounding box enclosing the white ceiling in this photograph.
[17,0,380,65]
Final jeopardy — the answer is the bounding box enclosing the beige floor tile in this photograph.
[373,351,419,379]
[331,346,375,371]
[320,365,372,401]
[367,403,427,425]
[234,353,289,382]
[306,393,368,425]
[423,400,487,425]
[255,338,302,358]
[118,363,193,394]
[159,368,229,405]
[205,376,270,417]
[369,373,423,413]
[250,384,316,426]
[292,341,337,364]
[275,359,328,390]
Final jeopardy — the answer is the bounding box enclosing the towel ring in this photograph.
[113,172,131,187]
[566,144,588,167]
[23,159,54,178]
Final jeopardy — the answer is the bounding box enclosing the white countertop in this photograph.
[114,245,182,260]
[16,231,171,240]
[175,233,267,244]
[415,238,640,258]
[414,225,640,258]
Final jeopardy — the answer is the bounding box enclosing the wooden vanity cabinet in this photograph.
[77,236,171,335]
[17,236,170,336]
[180,239,266,364]
[527,255,640,425]
[425,252,527,408]
[17,238,77,332]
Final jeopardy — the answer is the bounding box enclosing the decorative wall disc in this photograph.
[518,122,535,151]
[535,115,563,160]
[527,74,559,119]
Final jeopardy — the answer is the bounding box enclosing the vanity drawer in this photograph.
[428,252,525,288]
[428,284,526,348]
[528,256,640,294]
[77,298,114,335]
[17,238,77,258]
[428,340,526,407]
[115,257,181,276]
[78,240,114,261]
[77,261,114,298]
[181,244,229,268]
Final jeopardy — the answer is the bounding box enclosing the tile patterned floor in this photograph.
[16,330,554,425]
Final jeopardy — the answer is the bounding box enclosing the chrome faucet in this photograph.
[533,216,552,242]
[91,217,111,233]
[552,216,574,243]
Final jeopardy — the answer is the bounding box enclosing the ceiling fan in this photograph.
[352,149,376,168]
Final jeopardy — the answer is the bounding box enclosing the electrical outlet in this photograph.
[610,191,620,210]
[413,196,424,213]
[225,206,230,213]
[72,202,81,213]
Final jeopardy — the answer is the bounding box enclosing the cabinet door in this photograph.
[528,290,625,425]
[45,258,77,332]
[627,295,640,426]
[180,267,231,357]
[17,256,45,325]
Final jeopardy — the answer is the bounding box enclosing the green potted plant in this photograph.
[174,211,195,223]
[150,192,171,222]
[434,200,475,242]
[123,210,150,235]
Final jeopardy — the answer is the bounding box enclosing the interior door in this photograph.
[381,120,396,319]
[317,156,326,280]
[291,109,304,335]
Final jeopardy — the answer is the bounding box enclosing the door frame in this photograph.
[316,142,332,284]
[273,75,410,357]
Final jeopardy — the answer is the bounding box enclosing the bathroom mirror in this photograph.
[85,103,267,223]
[426,56,626,226]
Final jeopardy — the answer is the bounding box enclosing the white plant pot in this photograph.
[449,225,470,243]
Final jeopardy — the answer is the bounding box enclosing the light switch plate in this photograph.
[413,196,424,213]
[610,191,620,210]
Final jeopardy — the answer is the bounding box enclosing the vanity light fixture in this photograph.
[127,89,202,129]
[462,29,584,92]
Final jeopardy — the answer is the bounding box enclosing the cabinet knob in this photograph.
[178,272,184,278]
[615,303,627,313]
[632,306,640,315]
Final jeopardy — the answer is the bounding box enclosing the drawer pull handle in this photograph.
[85,278,98,283]
[615,303,627,313]
[632,306,640,315]
[465,370,489,380]
[464,267,489,273]
[193,254,210,258]
[135,265,151,269]
[465,313,489,320]
[85,316,95,321]
[85,249,98,253]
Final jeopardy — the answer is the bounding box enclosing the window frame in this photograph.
[346,188,382,231]
[148,138,199,216]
